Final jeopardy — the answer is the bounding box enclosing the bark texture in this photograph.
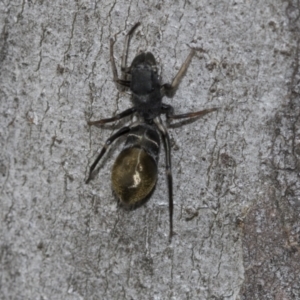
[1,0,299,299]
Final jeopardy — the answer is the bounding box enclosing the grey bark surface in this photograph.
[1,0,299,299]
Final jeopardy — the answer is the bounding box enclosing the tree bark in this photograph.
[1,0,299,299]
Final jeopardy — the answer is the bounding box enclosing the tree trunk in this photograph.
[1,0,299,299]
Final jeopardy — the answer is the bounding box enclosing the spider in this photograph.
[86,23,217,241]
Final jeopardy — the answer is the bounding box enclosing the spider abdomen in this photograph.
[112,147,157,205]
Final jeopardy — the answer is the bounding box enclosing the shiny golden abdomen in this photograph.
[111,147,157,206]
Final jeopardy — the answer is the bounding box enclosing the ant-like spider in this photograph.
[86,23,217,242]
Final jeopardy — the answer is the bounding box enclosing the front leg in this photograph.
[110,23,141,91]
[161,49,195,98]
[110,38,131,90]
[120,22,141,76]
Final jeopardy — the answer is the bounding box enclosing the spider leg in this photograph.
[110,38,120,87]
[86,126,131,183]
[161,104,218,120]
[154,116,173,242]
[88,107,136,126]
[121,22,141,75]
[110,22,141,91]
[161,49,195,98]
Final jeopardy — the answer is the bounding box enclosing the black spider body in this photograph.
[86,23,217,241]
